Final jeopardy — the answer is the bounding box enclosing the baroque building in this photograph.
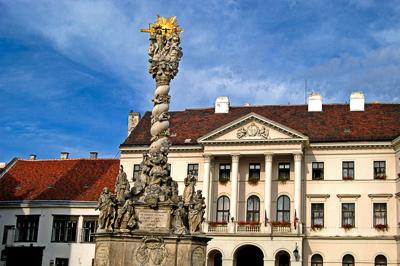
[120,92,400,266]
[0,153,119,266]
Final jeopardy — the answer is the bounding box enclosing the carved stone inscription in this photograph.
[191,247,205,266]
[95,243,109,266]
[138,208,170,231]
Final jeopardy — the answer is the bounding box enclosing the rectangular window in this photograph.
[2,225,15,244]
[55,258,69,266]
[133,164,141,181]
[81,217,98,243]
[51,216,78,242]
[187,164,199,177]
[342,161,354,180]
[311,203,324,227]
[15,215,40,242]
[278,163,290,180]
[219,163,231,182]
[374,161,386,179]
[373,203,387,226]
[249,163,261,181]
[342,203,355,227]
[312,162,324,180]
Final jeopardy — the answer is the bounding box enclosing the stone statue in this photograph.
[116,198,137,231]
[170,181,179,204]
[115,165,130,202]
[237,127,247,139]
[96,187,117,231]
[183,173,197,205]
[188,190,206,234]
[172,200,189,235]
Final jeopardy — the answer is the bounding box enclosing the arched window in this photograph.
[375,255,387,266]
[342,254,355,266]
[277,195,290,222]
[311,254,323,266]
[216,196,230,222]
[246,196,260,223]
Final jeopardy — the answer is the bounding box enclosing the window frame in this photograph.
[219,163,231,182]
[374,161,386,179]
[341,203,355,227]
[312,162,324,180]
[311,203,324,227]
[51,215,79,243]
[374,255,387,266]
[373,203,387,226]
[187,163,199,177]
[248,163,261,181]
[342,254,355,266]
[216,196,230,222]
[278,162,290,180]
[133,164,141,181]
[14,215,40,242]
[276,195,290,222]
[311,254,323,266]
[342,161,354,180]
[246,196,260,223]
[81,216,98,243]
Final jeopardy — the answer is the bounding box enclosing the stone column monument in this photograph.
[94,16,211,266]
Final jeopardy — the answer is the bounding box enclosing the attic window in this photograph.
[83,184,90,189]
[344,128,351,133]
[48,184,55,189]
[184,139,191,143]
[170,133,177,137]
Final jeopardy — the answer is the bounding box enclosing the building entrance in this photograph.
[234,245,264,266]
[275,251,291,266]
[5,246,44,266]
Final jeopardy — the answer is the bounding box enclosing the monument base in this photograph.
[94,232,211,266]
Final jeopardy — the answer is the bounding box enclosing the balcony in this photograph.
[206,221,300,235]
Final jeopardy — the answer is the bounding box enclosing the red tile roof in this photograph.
[0,159,119,201]
[121,103,400,146]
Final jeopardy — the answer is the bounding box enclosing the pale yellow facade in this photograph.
[121,114,400,266]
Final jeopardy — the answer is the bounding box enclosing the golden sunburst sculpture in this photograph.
[140,15,183,37]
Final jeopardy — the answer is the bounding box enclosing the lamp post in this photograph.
[293,243,300,261]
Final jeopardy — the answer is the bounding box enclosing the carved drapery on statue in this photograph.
[95,17,206,236]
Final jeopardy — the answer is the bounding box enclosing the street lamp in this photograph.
[293,243,300,261]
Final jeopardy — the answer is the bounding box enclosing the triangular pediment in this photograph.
[198,113,308,143]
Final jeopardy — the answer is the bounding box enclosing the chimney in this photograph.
[308,93,322,112]
[90,152,98,159]
[60,152,69,160]
[350,91,365,111]
[29,154,37,160]
[215,96,230,113]
[128,111,141,136]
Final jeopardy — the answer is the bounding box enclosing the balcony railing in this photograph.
[237,223,261,232]
[208,222,228,233]
[271,221,292,233]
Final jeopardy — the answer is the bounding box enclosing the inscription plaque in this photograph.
[137,208,171,231]
[95,243,109,266]
[191,247,205,266]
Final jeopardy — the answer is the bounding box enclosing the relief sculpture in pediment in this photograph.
[236,122,269,139]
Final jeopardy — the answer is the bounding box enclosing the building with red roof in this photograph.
[0,154,119,266]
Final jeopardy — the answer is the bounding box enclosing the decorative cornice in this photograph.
[395,192,400,199]
[310,142,393,150]
[306,194,330,199]
[393,135,400,151]
[337,194,361,199]
[200,139,305,145]
[368,193,393,198]
[197,112,309,143]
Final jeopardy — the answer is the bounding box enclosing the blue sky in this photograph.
[1,0,400,162]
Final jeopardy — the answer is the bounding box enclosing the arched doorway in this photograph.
[207,250,222,266]
[275,251,291,266]
[234,245,264,266]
